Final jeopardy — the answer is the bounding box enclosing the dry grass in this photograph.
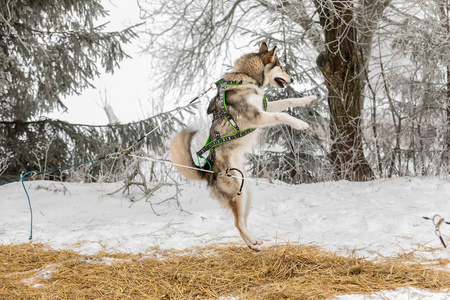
[1,243,449,299]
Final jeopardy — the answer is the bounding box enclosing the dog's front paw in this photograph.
[303,95,316,105]
[292,95,316,107]
[292,120,310,131]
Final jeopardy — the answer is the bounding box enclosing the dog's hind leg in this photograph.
[243,185,252,228]
[229,190,263,251]
[211,175,262,251]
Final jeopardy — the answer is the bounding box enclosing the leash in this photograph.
[106,104,196,159]
[107,82,220,160]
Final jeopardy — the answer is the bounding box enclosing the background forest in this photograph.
[1,0,449,184]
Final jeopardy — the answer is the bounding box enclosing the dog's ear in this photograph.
[262,46,277,64]
[259,42,268,53]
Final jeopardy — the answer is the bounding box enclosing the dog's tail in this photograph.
[170,129,207,181]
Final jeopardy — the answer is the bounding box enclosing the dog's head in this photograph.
[234,42,293,88]
[259,42,293,88]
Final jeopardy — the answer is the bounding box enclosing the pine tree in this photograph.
[0,0,146,182]
[0,106,194,182]
[0,0,137,122]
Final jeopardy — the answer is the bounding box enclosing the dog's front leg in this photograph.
[265,95,315,112]
[254,112,310,130]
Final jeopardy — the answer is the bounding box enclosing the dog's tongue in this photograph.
[276,78,287,87]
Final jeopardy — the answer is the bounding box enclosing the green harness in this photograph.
[196,78,267,170]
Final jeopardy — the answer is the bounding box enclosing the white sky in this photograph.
[47,1,154,125]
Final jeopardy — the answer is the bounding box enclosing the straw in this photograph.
[1,243,449,299]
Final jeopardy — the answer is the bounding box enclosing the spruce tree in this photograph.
[0,0,137,122]
[0,0,151,182]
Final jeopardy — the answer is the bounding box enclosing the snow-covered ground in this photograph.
[1,177,449,298]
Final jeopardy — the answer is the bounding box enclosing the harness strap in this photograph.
[217,79,247,132]
[197,128,256,157]
[196,78,266,169]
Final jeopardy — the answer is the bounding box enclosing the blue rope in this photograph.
[0,156,107,186]
[21,171,37,240]
[39,157,106,176]
[0,178,22,185]
[2,155,108,240]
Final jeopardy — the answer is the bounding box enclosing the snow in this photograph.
[1,176,449,298]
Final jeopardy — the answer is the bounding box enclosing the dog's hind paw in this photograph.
[247,238,263,251]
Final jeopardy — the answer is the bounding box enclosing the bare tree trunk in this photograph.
[314,0,374,181]
[367,79,383,177]
[446,66,450,169]
[99,88,120,124]
[417,100,428,175]
[436,0,450,173]
[387,111,402,178]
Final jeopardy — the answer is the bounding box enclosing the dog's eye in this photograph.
[276,61,282,70]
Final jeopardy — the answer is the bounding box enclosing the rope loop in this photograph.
[189,81,217,104]
[424,214,448,248]
[432,214,447,248]
[226,168,245,198]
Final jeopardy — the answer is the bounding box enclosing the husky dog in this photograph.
[171,42,315,251]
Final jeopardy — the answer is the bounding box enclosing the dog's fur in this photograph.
[171,42,315,251]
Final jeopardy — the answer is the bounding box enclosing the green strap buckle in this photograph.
[215,78,226,86]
